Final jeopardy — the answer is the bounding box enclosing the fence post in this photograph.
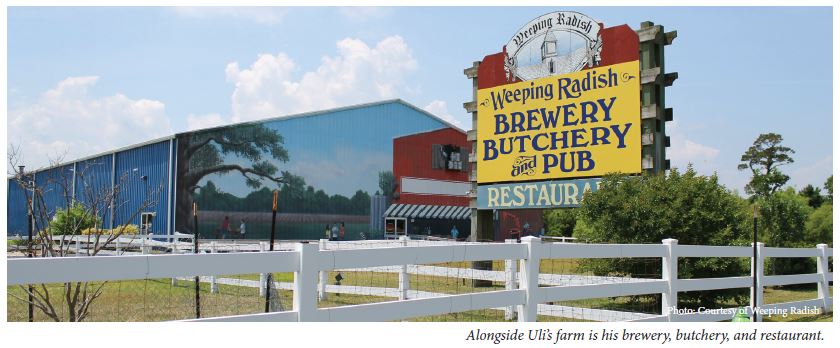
[517,236,541,322]
[259,241,268,297]
[294,242,318,321]
[751,242,765,321]
[399,236,410,300]
[661,238,678,322]
[116,237,122,256]
[146,233,153,254]
[210,241,219,294]
[75,236,81,256]
[318,239,328,301]
[141,236,148,255]
[816,244,831,313]
[505,239,518,321]
[171,240,179,286]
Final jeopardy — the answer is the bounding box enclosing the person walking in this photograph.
[339,222,345,241]
[220,216,230,239]
[450,225,459,240]
[239,219,246,239]
[325,224,331,240]
[331,223,339,241]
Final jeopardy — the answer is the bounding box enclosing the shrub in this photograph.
[111,224,140,235]
[574,167,751,308]
[49,203,99,235]
[755,188,814,277]
[805,204,832,246]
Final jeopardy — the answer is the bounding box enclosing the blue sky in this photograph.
[7,6,833,194]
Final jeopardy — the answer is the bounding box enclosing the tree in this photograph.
[543,208,578,237]
[824,175,833,203]
[737,133,795,198]
[805,204,832,246]
[175,124,294,233]
[798,184,824,208]
[8,148,162,321]
[756,188,813,277]
[756,188,811,248]
[350,190,371,215]
[574,167,751,307]
[378,171,396,204]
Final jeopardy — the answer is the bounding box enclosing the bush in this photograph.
[756,188,812,247]
[81,227,107,235]
[49,203,99,235]
[755,188,814,277]
[111,224,140,235]
[543,208,578,237]
[805,204,832,246]
[574,167,751,308]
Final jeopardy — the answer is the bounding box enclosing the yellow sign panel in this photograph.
[477,60,641,183]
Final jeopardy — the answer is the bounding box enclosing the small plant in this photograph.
[112,224,140,235]
[50,203,99,235]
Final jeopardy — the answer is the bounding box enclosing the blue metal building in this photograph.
[7,99,460,239]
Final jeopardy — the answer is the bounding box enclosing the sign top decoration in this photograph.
[504,11,603,82]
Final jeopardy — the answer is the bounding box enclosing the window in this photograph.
[543,41,556,57]
[432,144,467,171]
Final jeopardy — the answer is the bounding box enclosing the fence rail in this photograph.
[6,237,833,322]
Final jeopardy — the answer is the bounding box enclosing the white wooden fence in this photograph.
[6,236,832,322]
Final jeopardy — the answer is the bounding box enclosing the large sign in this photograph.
[476,59,641,184]
[504,11,603,81]
[477,178,601,210]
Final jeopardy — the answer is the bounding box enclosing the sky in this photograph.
[6,6,833,195]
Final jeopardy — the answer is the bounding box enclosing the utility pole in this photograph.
[265,190,278,312]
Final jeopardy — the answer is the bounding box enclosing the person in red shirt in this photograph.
[220,216,230,239]
[339,222,345,241]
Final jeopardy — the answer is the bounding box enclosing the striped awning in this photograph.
[383,204,471,220]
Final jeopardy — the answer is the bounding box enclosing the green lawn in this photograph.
[762,286,833,322]
[7,265,832,322]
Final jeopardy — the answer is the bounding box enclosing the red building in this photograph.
[384,127,543,241]
[393,127,471,205]
[384,127,471,238]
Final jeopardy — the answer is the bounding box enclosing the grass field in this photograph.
[8,262,832,322]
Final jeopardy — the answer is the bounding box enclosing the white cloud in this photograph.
[225,36,418,122]
[423,100,466,130]
[186,113,227,131]
[666,121,720,172]
[8,76,171,169]
[173,7,287,24]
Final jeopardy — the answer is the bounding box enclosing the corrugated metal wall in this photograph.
[74,154,114,229]
[180,100,451,240]
[369,194,387,233]
[32,165,74,232]
[393,127,471,206]
[7,178,29,236]
[169,138,178,235]
[7,100,457,238]
[113,140,171,235]
[6,139,175,236]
